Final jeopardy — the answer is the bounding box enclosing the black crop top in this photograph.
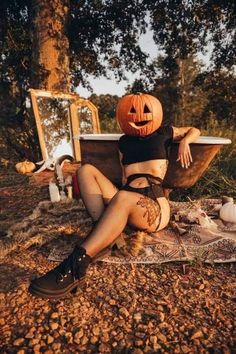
[118,125,173,165]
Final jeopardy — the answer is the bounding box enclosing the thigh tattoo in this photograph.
[137,196,161,227]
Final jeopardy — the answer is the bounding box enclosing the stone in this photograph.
[119,307,129,317]
[52,343,61,350]
[92,326,100,336]
[49,322,59,330]
[98,343,111,353]
[131,349,144,354]
[50,312,59,319]
[33,344,41,352]
[150,335,157,344]
[0,318,5,325]
[47,335,54,344]
[109,299,116,305]
[90,336,98,344]
[60,317,67,326]
[28,338,39,346]
[134,312,142,321]
[80,335,89,345]
[157,333,167,343]
[74,329,84,344]
[13,338,25,346]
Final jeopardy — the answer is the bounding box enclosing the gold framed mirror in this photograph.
[30,89,100,161]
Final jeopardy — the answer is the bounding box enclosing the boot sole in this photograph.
[28,278,86,300]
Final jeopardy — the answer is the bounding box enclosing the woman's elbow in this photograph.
[193,127,201,136]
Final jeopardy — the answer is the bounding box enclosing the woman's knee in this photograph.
[77,164,99,179]
[112,190,134,206]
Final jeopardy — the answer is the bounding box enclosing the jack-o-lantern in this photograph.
[116,93,163,136]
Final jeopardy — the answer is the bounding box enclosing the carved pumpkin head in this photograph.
[116,93,163,136]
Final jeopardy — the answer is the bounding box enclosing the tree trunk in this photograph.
[30,0,70,91]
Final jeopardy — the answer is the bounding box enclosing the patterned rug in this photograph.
[0,198,235,264]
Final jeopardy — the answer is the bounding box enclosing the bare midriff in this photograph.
[124,159,169,188]
[123,159,170,230]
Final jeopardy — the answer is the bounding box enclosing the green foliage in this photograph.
[146,0,236,69]
[89,94,121,133]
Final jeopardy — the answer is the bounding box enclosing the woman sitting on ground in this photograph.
[29,93,200,299]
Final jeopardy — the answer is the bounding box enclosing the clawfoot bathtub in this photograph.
[77,134,231,193]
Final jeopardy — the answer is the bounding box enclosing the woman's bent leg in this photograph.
[29,191,162,299]
[77,164,118,221]
[81,190,161,257]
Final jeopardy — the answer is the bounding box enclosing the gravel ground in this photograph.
[0,167,235,353]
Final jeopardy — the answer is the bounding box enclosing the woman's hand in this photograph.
[177,138,193,168]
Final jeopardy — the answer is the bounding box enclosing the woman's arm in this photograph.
[119,151,127,186]
[172,126,201,169]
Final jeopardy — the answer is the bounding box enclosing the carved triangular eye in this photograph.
[130,106,136,113]
[144,104,150,113]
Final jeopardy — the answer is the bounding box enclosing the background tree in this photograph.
[0,0,149,160]
[89,94,121,133]
[0,0,235,162]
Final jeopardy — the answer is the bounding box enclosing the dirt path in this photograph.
[0,167,235,353]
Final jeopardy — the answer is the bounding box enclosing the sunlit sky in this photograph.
[77,31,159,98]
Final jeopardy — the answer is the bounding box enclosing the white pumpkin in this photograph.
[219,201,236,223]
[15,160,36,174]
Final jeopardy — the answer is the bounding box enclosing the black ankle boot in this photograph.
[29,246,91,299]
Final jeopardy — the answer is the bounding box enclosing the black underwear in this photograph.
[121,173,164,200]
[121,173,164,231]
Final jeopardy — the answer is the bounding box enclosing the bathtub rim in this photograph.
[76,134,232,145]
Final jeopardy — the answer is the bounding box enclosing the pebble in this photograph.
[52,342,61,350]
[98,343,111,353]
[60,317,67,326]
[74,329,84,341]
[92,326,100,336]
[50,312,59,319]
[119,307,129,317]
[28,338,39,346]
[13,338,25,346]
[101,332,110,343]
[33,344,41,352]
[90,336,98,344]
[134,312,142,321]
[0,318,5,325]
[191,330,203,340]
[132,349,144,354]
[150,335,157,344]
[47,335,54,344]
[49,322,59,330]
[181,344,191,353]
[81,335,89,345]
[157,333,167,343]
[25,330,35,339]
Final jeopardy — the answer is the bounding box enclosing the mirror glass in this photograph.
[37,96,72,157]
[78,106,94,134]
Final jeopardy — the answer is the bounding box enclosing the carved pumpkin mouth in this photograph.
[130,120,151,128]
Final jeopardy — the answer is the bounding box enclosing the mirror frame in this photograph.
[30,89,100,161]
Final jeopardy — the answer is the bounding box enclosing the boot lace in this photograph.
[54,249,86,282]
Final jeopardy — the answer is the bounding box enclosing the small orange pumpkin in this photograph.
[116,93,163,136]
[15,160,36,174]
